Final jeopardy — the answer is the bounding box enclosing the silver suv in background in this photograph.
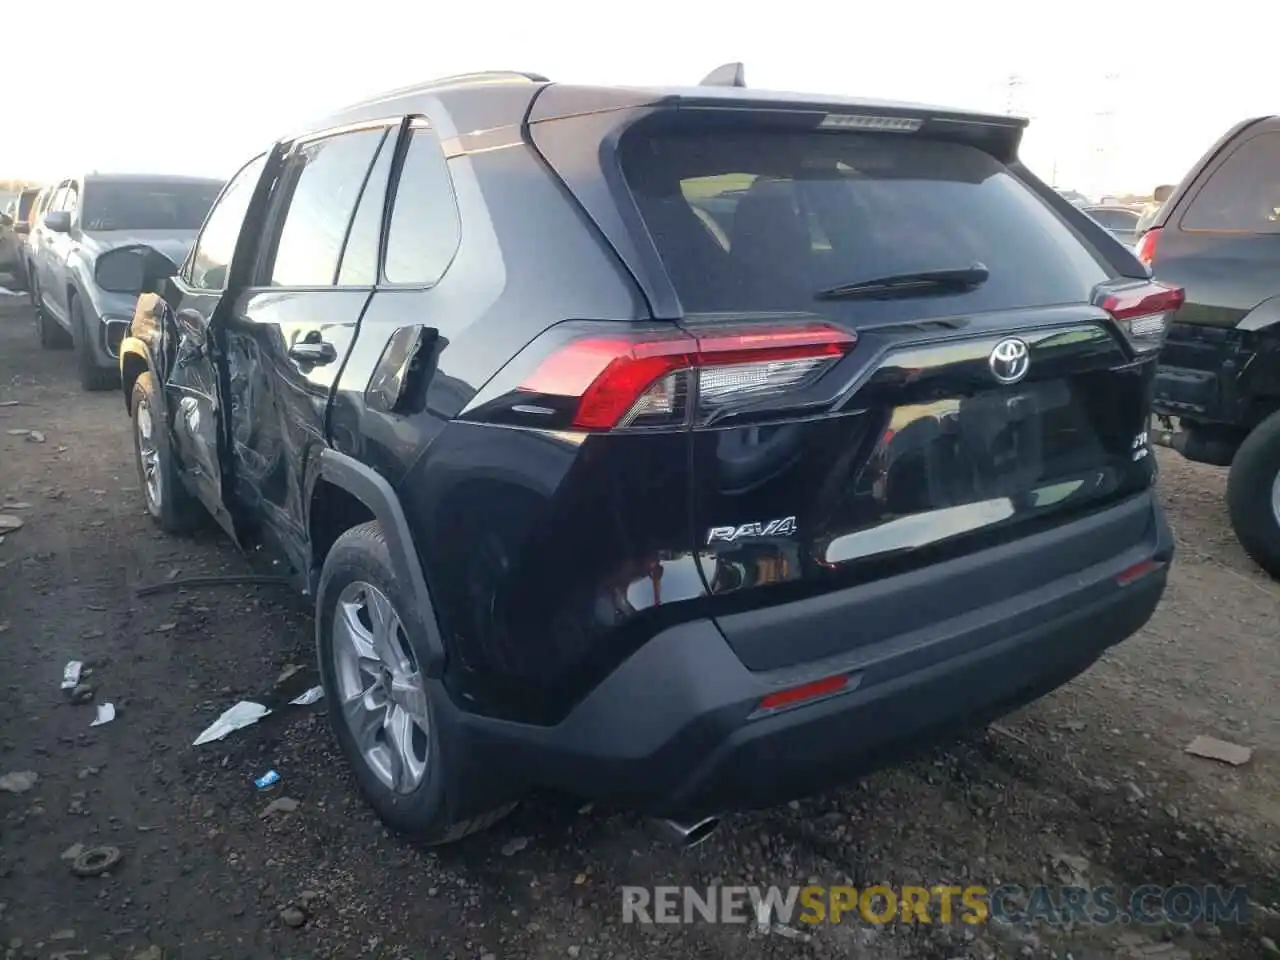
[1,187,44,289]
[30,173,222,389]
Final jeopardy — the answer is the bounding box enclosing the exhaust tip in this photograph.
[648,815,721,849]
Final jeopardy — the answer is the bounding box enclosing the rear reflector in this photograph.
[1115,558,1162,585]
[1098,281,1184,355]
[519,322,856,431]
[757,674,849,712]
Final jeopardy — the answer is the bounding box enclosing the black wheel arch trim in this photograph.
[317,447,446,678]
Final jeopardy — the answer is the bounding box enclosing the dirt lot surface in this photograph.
[2,293,1280,960]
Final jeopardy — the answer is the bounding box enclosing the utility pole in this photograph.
[1005,73,1024,116]
[1092,72,1121,198]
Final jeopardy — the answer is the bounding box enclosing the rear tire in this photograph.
[316,521,516,844]
[131,372,199,535]
[1227,409,1280,579]
[70,293,118,391]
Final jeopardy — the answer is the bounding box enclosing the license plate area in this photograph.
[876,380,1075,515]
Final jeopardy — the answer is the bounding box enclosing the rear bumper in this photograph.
[442,491,1172,819]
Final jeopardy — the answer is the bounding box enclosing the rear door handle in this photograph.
[288,339,336,365]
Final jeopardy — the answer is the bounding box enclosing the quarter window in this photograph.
[382,124,460,285]
[1182,132,1280,233]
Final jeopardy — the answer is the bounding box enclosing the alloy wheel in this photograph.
[135,398,162,514]
[330,581,431,794]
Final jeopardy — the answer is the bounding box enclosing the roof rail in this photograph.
[418,70,550,90]
[700,63,745,88]
[329,70,551,115]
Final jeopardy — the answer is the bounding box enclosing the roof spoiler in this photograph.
[700,63,746,88]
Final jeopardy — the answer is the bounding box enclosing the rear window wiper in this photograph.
[816,263,990,301]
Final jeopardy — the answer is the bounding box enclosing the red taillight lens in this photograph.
[516,322,856,431]
[1097,280,1184,355]
[520,334,697,430]
[1134,227,1161,267]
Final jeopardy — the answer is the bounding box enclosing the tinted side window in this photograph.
[190,154,268,291]
[266,128,386,287]
[383,125,460,285]
[337,131,395,286]
[1182,132,1280,233]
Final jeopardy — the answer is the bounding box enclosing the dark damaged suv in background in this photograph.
[116,66,1176,845]
[1139,117,1280,577]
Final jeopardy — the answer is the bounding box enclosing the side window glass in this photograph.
[189,154,268,291]
[48,186,68,214]
[62,187,79,216]
[383,124,460,285]
[1182,132,1280,233]
[266,128,386,287]
[337,131,395,286]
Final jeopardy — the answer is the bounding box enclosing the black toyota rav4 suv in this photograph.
[117,66,1175,845]
[1138,117,1280,578]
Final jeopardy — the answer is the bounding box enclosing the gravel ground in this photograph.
[1,294,1279,960]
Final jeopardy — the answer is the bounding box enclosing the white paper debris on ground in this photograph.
[91,703,116,727]
[0,287,22,297]
[61,660,83,690]
[0,514,24,532]
[193,701,271,745]
[0,770,38,793]
[1185,734,1253,766]
[289,686,324,706]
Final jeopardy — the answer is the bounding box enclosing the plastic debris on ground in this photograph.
[193,701,271,745]
[289,685,324,706]
[1185,734,1253,766]
[61,660,83,690]
[0,287,22,297]
[255,769,281,790]
[91,703,116,727]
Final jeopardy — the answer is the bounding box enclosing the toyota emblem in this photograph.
[988,337,1030,385]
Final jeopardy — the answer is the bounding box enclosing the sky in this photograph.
[8,0,1277,198]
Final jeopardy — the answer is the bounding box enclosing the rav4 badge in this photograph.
[706,516,798,544]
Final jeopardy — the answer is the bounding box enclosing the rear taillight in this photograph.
[1097,280,1185,356]
[1134,227,1161,267]
[464,321,856,432]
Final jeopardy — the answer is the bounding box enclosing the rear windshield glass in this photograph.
[81,181,222,232]
[1087,208,1138,230]
[618,124,1110,323]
